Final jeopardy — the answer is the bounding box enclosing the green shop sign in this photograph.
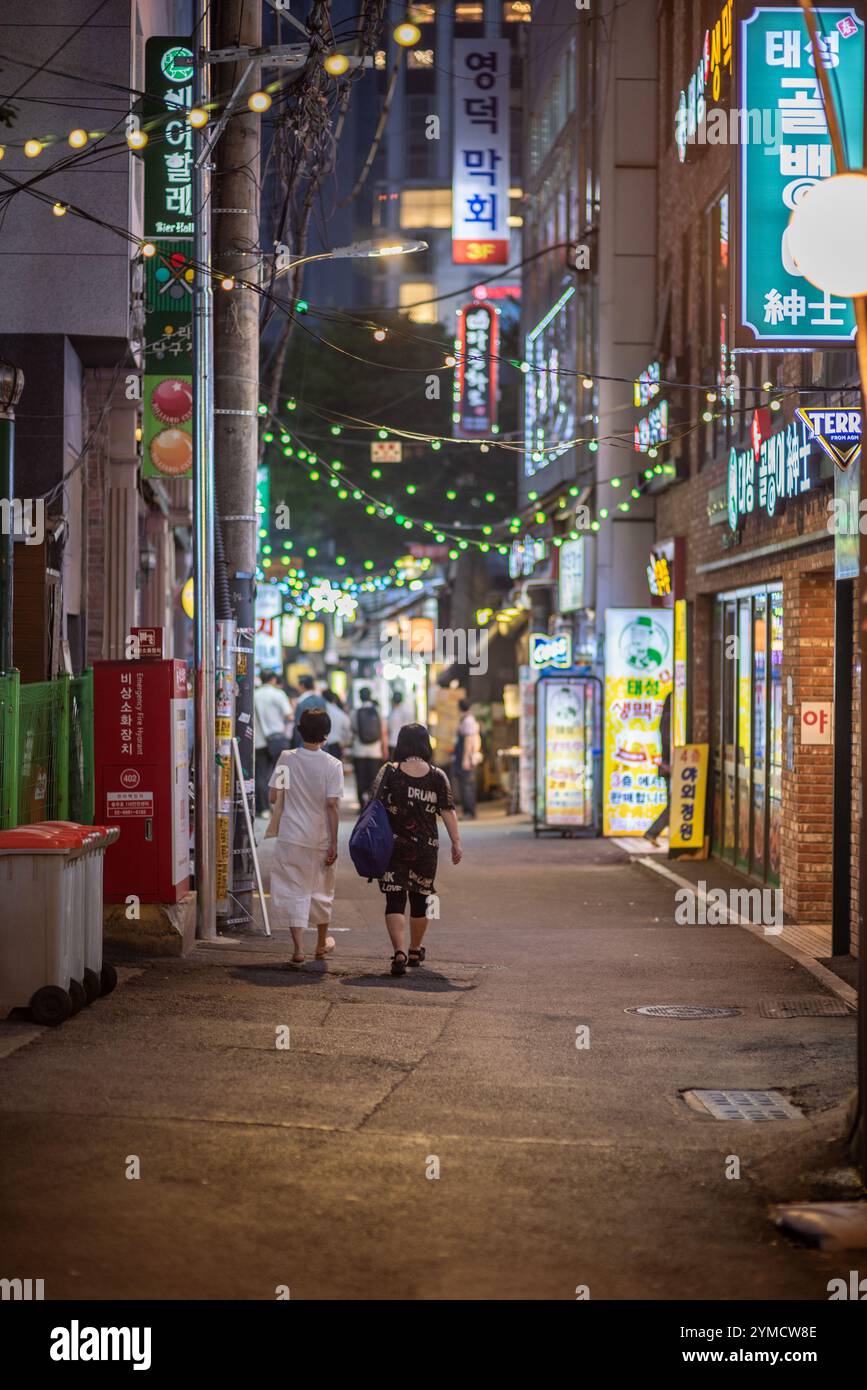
[143,37,195,239]
[141,38,194,481]
[736,6,864,347]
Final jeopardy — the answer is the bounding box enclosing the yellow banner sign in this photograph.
[670,744,709,852]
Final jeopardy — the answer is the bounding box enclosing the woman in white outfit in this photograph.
[266,707,344,966]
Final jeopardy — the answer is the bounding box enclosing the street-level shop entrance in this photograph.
[710,584,783,886]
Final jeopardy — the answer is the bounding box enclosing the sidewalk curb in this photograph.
[635,855,858,1012]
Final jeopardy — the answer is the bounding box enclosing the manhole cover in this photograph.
[625,1005,742,1019]
[759,996,850,1019]
[684,1089,803,1121]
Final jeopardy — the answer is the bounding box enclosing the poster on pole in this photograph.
[602,609,673,836]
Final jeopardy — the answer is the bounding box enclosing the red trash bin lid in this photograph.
[0,825,84,855]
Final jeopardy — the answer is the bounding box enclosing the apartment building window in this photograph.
[504,1,532,19]
[400,188,451,228]
[399,281,437,324]
[407,93,436,177]
[455,3,484,20]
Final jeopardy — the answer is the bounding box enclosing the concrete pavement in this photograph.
[0,810,860,1300]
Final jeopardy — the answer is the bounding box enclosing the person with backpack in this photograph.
[265,707,343,967]
[368,722,462,976]
[351,687,387,810]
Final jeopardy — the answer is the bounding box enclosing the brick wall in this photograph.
[651,0,850,940]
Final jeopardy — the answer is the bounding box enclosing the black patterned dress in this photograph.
[371,762,455,898]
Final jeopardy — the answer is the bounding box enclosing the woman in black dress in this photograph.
[370,723,463,975]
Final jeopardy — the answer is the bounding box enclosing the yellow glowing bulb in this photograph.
[135,426,143,443]
[188,107,209,128]
[323,53,350,76]
[221,276,235,291]
[68,128,88,149]
[52,201,68,217]
[141,241,157,258]
[0,146,5,161]
[24,139,43,158]
[126,129,148,150]
[247,90,272,113]
[373,328,387,342]
[394,21,421,46]
[444,354,456,367]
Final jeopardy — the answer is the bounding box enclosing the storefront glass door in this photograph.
[712,584,782,885]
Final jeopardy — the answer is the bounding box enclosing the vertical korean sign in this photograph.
[142,39,195,480]
[603,609,673,837]
[452,38,510,265]
[455,301,498,434]
[736,7,864,347]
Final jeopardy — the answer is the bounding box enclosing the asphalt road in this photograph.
[0,811,858,1300]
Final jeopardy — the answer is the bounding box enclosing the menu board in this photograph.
[603,608,673,836]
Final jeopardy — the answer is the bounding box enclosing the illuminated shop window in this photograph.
[455,3,484,20]
[399,187,451,228]
[504,1,532,20]
[399,281,437,324]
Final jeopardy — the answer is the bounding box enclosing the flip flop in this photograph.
[315,937,336,959]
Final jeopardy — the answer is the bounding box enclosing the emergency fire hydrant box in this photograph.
[93,659,190,904]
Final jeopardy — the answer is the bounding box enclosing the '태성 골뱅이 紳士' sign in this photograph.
[736,7,864,347]
[452,39,510,265]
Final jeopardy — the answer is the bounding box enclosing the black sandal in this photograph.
[408,948,426,967]
[391,951,408,977]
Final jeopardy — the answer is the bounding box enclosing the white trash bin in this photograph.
[0,825,88,1026]
[42,823,120,1001]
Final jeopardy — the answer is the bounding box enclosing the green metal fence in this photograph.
[0,670,93,830]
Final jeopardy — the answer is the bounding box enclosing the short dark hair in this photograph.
[299,674,315,691]
[359,686,372,702]
[394,722,432,762]
[459,698,471,712]
[392,691,403,705]
[298,708,331,743]
[262,669,279,684]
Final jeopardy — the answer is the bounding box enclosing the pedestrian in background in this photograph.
[266,707,343,967]
[291,673,323,747]
[370,722,462,976]
[452,698,481,820]
[644,690,672,848]
[323,688,352,760]
[387,690,413,759]
[253,670,292,815]
[351,686,387,810]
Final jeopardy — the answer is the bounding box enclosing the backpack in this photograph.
[348,795,394,881]
[356,703,380,745]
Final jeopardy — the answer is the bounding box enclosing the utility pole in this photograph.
[0,360,24,676]
[798,0,867,1182]
[212,0,263,931]
[193,0,217,939]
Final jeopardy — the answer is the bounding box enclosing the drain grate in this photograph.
[685,1088,803,1122]
[625,1004,742,1020]
[758,996,850,1019]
